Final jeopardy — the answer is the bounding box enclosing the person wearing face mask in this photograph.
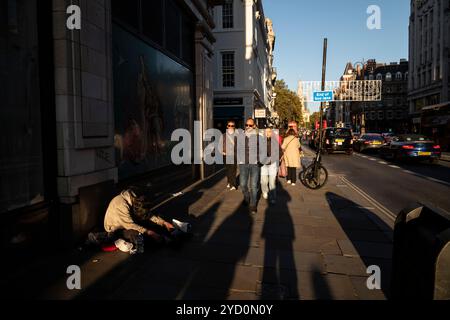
[222,120,238,191]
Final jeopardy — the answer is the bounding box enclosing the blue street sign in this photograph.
[313,91,334,102]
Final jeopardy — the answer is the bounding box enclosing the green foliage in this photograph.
[309,112,321,128]
[274,80,304,127]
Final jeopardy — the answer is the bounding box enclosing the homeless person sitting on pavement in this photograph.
[86,186,191,254]
[104,186,175,244]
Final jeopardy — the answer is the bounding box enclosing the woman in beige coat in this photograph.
[282,129,301,186]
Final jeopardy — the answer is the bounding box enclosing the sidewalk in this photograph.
[441,152,450,162]
[2,159,394,300]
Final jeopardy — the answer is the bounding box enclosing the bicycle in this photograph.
[299,140,329,190]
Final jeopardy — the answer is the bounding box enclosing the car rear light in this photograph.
[326,139,330,144]
[433,145,441,149]
[364,141,370,144]
[402,145,415,150]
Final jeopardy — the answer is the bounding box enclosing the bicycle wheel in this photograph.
[303,164,328,190]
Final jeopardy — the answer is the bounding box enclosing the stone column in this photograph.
[52,0,117,244]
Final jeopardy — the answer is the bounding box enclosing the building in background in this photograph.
[363,60,409,133]
[211,0,276,131]
[297,80,311,126]
[0,0,224,250]
[408,0,450,150]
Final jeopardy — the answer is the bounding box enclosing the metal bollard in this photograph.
[391,203,450,300]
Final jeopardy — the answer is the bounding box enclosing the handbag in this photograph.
[278,159,287,177]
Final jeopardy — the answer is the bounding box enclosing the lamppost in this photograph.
[354,61,366,134]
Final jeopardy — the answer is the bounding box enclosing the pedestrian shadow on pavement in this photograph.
[176,201,253,300]
[260,184,299,300]
[325,192,393,299]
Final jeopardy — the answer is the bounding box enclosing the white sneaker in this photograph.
[230,187,237,191]
[287,180,292,184]
[291,183,296,186]
[262,193,268,200]
[226,184,230,189]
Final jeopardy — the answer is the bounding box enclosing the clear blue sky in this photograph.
[264,0,410,112]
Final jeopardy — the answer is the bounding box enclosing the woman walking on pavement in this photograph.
[222,120,238,191]
[282,129,302,186]
[260,127,282,205]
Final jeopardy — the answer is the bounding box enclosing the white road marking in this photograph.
[369,158,377,161]
[379,161,388,165]
[340,177,396,222]
[389,165,401,169]
[423,176,450,187]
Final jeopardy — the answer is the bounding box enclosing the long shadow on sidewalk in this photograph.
[325,192,393,299]
[177,201,253,300]
[260,184,299,300]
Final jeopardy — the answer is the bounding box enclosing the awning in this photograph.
[421,102,450,112]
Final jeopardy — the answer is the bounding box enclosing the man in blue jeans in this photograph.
[238,118,261,214]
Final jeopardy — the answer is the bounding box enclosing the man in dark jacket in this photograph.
[237,118,261,214]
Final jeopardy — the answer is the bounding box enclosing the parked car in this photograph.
[379,134,441,163]
[382,132,396,143]
[352,132,361,141]
[316,127,353,155]
[353,133,385,153]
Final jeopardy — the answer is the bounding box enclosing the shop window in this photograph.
[181,12,195,67]
[0,0,45,213]
[111,0,139,30]
[142,0,164,46]
[165,0,181,57]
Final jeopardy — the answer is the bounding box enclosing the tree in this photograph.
[309,112,321,129]
[273,80,304,127]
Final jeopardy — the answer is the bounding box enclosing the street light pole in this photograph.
[318,38,328,148]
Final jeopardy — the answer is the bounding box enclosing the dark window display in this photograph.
[0,0,45,213]
[113,25,194,180]
[112,0,195,68]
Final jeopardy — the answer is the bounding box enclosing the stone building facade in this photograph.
[211,0,276,131]
[0,0,224,249]
[408,0,450,150]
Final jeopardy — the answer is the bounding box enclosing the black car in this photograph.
[353,133,385,153]
[316,127,353,155]
[379,134,442,163]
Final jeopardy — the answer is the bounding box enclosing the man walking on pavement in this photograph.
[238,118,261,214]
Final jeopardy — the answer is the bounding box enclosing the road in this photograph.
[303,145,450,216]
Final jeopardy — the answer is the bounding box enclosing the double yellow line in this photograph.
[340,176,397,222]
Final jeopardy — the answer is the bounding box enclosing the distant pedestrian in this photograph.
[260,127,282,205]
[222,121,238,191]
[239,118,261,214]
[282,129,302,186]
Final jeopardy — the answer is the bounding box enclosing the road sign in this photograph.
[255,108,266,118]
[313,91,333,102]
